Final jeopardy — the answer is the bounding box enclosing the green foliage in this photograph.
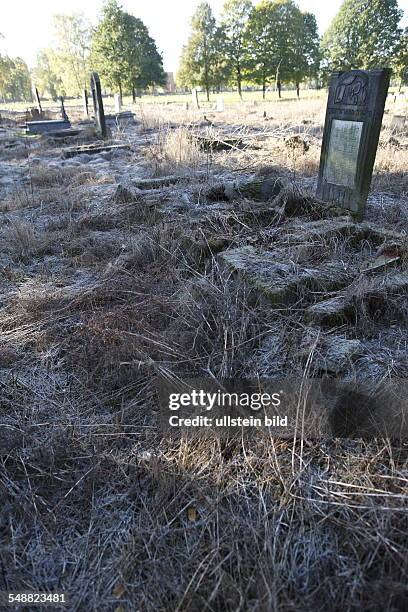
[32,49,63,99]
[245,0,317,97]
[177,3,220,100]
[91,0,164,95]
[221,0,253,97]
[0,54,31,101]
[52,13,91,93]
[392,27,408,86]
[290,12,320,91]
[321,0,403,76]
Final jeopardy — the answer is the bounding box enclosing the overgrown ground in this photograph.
[0,96,408,611]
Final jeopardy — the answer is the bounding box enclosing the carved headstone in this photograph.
[114,93,122,114]
[317,69,390,219]
[90,72,107,138]
[82,89,89,118]
[192,88,200,109]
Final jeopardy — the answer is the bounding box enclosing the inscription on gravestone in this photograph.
[317,69,390,219]
[90,72,107,138]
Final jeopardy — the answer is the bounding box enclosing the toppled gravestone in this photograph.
[62,143,130,159]
[26,119,71,135]
[305,270,408,326]
[218,245,355,305]
[299,335,363,374]
[206,176,284,202]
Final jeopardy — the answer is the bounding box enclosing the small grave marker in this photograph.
[90,72,107,138]
[192,88,200,109]
[114,93,122,114]
[33,86,42,114]
[317,69,390,219]
[390,115,406,133]
[82,89,89,118]
[60,96,68,121]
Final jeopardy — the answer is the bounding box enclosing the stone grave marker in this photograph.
[90,72,107,138]
[82,89,89,118]
[60,96,68,121]
[33,86,42,114]
[114,93,122,113]
[192,88,200,109]
[390,114,406,133]
[316,69,390,219]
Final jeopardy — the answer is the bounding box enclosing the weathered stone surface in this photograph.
[305,270,408,326]
[300,334,363,373]
[26,119,71,135]
[285,217,357,243]
[192,134,243,151]
[317,69,390,219]
[304,296,353,326]
[90,72,106,138]
[207,177,285,202]
[62,143,130,159]
[219,246,355,305]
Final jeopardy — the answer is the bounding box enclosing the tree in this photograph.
[321,0,403,76]
[393,27,408,89]
[221,0,252,98]
[289,11,320,96]
[52,13,91,94]
[246,0,305,98]
[0,54,31,101]
[91,0,165,96]
[177,3,219,101]
[32,49,63,99]
[125,16,165,99]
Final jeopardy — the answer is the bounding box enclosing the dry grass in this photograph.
[0,97,407,610]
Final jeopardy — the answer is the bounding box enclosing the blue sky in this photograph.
[1,0,407,72]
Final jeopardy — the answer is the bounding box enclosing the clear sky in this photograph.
[1,0,407,73]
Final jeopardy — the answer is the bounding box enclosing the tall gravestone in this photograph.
[316,69,390,219]
[90,72,107,138]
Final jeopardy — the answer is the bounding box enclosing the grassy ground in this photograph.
[1,85,405,112]
[0,97,407,610]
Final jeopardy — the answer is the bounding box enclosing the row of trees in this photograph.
[178,0,408,100]
[0,0,165,101]
[33,0,166,100]
[0,35,31,101]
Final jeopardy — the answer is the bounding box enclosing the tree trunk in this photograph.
[277,80,282,99]
[119,81,123,98]
[206,84,210,102]
[296,82,300,98]
[237,65,242,100]
[132,86,136,102]
[262,79,266,99]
